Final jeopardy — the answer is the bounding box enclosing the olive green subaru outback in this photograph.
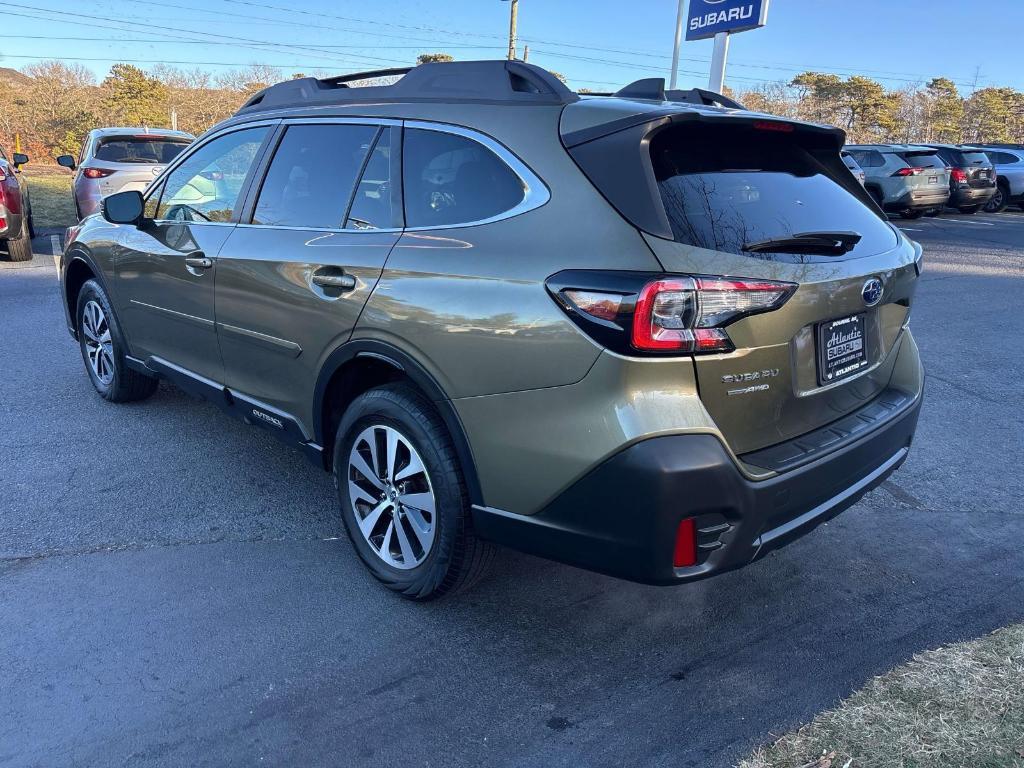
[60,61,924,599]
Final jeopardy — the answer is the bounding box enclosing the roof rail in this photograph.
[237,60,578,113]
[585,77,744,110]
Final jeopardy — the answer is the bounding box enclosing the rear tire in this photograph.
[984,185,1008,213]
[75,279,158,402]
[3,232,32,262]
[333,384,494,600]
[899,209,925,219]
[958,205,980,214]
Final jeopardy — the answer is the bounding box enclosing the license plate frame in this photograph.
[817,313,869,386]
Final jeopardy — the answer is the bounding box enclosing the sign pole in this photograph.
[669,0,687,90]
[708,31,731,92]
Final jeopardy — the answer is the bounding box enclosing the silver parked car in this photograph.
[845,144,950,219]
[970,145,1024,213]
[57,128,194,220]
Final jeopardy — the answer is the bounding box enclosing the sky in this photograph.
[2,0,1023,94]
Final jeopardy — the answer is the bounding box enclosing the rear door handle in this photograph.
[311,269,356,291]
[184,254,213,270]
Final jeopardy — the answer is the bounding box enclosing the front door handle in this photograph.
[311,269,356,291]
[184,254,213,270]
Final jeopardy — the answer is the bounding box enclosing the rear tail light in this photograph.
[892,167,925,177]
[550,271,796,356]
[950,167,968,184]
[673,518,698,568]
[82,167,116,179]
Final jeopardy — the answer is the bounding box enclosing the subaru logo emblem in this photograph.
[861,278,883,306]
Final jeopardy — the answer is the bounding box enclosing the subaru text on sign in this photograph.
[686,0,771,41]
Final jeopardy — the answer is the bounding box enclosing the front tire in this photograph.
[76,279,158,402]
[3,232,32,262]
[333,384,494,600]
[958,205,980,214]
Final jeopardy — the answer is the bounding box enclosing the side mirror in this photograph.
[102,190,145,225]
[56,155,76,171]
[12,153,28,168]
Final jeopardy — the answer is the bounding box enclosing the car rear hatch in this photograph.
[87,134,192,195]
[894,150,950,193]
[957,149,996,188]
[563,107,921,455]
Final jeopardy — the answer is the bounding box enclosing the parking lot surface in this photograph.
[2,214,1022,767]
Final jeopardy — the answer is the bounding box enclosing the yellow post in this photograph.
[14,133,21,154]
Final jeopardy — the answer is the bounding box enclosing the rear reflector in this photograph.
[673,518,697,568]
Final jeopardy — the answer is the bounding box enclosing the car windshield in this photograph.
[95,136,191,164]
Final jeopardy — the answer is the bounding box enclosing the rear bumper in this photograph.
[885,189,948,212]
[949,186,996,207]
[474,386,922,585]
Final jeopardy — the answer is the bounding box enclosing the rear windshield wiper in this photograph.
[742,231,862,256]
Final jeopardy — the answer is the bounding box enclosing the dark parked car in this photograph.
[60,61,924,599]
[0,146,33,261]
[923,143,996,214]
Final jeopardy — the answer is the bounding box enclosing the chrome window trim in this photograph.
[402,119,550,231]
[162,117,549,234]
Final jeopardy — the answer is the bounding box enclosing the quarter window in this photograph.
[158,127,268,222]
[402,128,525,228]
[253,123,377,229]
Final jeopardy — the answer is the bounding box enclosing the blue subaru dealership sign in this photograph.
[685,0,771,41]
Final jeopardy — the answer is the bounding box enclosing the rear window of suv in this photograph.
[960,151,991,166]
[94,136,191,164]
[896,152,945,170]
[650,123,898,258]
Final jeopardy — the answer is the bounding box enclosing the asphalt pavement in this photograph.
[1,214,1022,768]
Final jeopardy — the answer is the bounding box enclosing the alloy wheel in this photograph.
[82,300,114,386]
[347,424,436,570]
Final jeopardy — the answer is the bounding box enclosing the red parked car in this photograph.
[0,147,34,262]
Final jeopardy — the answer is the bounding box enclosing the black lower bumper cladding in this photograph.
[474,388,923,585]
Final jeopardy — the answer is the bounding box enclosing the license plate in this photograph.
[928,175,938,183]
[817,314,869,385]
[979,170,989,178]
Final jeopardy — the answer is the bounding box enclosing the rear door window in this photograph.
[651,123,897,258]
[253,123,378,229]
[849,149,884,168]
[402,128,525,228]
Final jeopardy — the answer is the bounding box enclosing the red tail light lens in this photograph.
[550,271,796,357]
[673,518,697,568]
[950,167,968,184]
[892,167,924,177]
[82,167,116,179]
[631,276,795,353]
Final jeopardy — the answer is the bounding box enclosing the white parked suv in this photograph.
[57,128,194,220]
[971,145,1024,213]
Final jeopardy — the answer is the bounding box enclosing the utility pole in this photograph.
[170,107,178,132]
[670,0,687,89]
[506,0,518,60]
[522,44,529,62]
